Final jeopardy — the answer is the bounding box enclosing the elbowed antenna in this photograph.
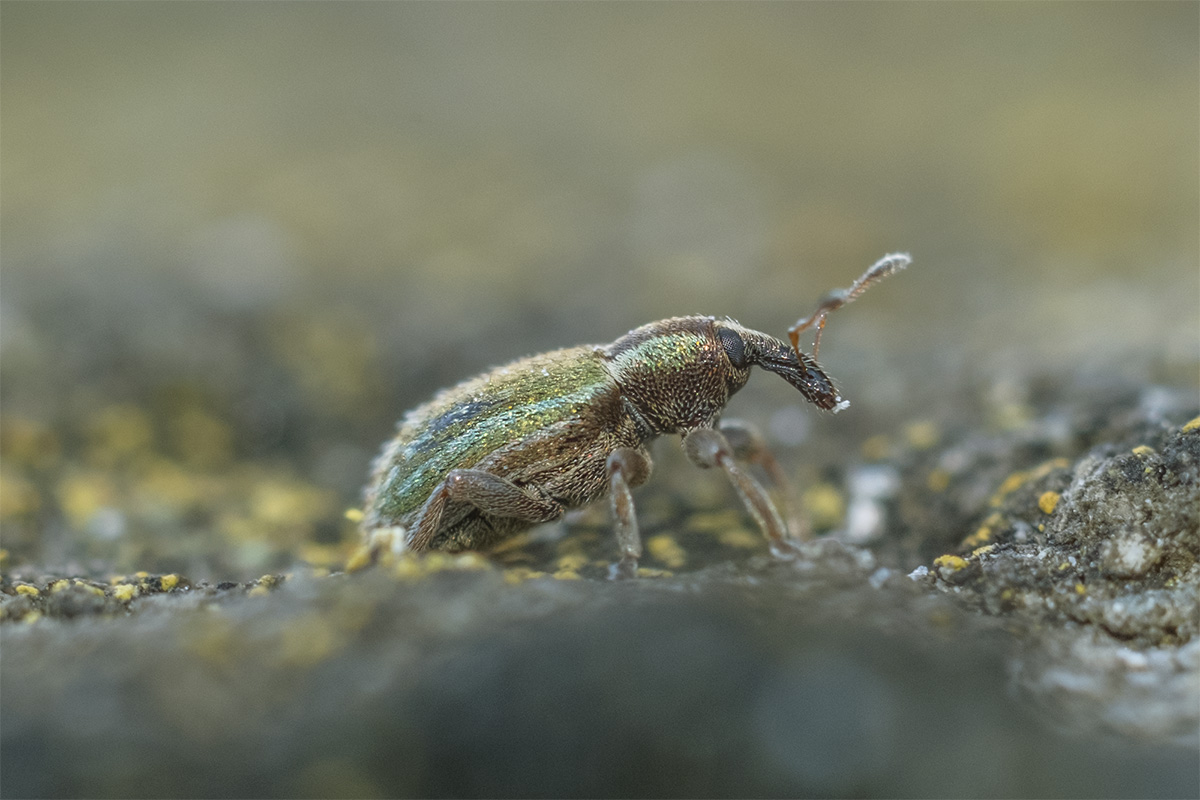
[788,252,911,359]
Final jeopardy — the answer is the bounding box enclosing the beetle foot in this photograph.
[769,538,802,561]
[608,556,639,580]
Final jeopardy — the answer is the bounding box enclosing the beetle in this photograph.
[361,253,909,577]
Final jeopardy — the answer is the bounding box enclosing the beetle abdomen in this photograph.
[363,345,617,529]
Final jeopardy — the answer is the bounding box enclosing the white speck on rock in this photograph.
[868,567,892,589]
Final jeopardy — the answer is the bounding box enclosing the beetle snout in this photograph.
[754,343,841,410]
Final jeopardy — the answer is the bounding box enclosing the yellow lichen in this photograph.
[452,552,491,571]
[962,526,992,548]
[250,479,334,528]
[933,554,969,572]
[14,583,39,597]
[139,455,197,501]
[552,569,581,580]
[1031,458,1070,479]
[422,553,455,572]
[1038,491,1060,515]
[56,472,118,529]
[343,507,364,523]
[961,512,1002,548]
[391,556,426,580]
[989,471,1029,507]
[299,542,350,569]
[161,574,180,591]
[971,544,997,557]
[802,483,845,529]
[860,435,890,461]
[904,420,939,450]
[1130,445,1155,458]
[344,545,374,573]
[992,402,1034,431]
[1182,415,1200,434]
[110,584,138,602]
[647,534,687,569]
[503,567,546,584]
[686,508,743,533]
[556,554,588,573]
[987,462,1069,509]
[926,468,951,492]
[1074,583,1087,595]
[717,528,761,549]
[247,585,271,598]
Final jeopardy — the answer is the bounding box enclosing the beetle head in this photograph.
[605,317,844,436]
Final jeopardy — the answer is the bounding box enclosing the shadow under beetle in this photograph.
[362,253,909,578]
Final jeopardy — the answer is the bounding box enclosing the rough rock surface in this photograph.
[2,380,1197,798]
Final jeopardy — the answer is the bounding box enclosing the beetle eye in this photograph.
[718,328,747,369]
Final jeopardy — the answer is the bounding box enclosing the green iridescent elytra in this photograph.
[361,253,908,573]
[370,345,619,525]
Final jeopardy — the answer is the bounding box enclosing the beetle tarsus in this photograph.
[608,556,640,581]
[769,538,802,560]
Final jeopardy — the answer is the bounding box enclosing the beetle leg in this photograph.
[606,447,653,579]
[682,427,797,559]
[718,419,811,542]
[408,468,563,551]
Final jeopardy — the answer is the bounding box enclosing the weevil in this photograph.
[362,253,910,577]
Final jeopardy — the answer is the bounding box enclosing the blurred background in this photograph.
[2,2,1197,579]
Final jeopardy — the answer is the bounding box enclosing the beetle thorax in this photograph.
[602,316,747,434]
